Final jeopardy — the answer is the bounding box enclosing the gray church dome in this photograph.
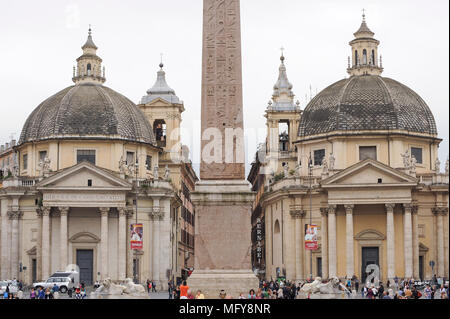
[19,83,156,145]
[298,75,437,138]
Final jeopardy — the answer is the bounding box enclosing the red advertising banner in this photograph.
[305,224,318,250]
[130,223,143,250]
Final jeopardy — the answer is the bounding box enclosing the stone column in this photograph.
[41,206,51,280]
[126,209,134,279]
[1,198,10,280]
[118,207,127,280]
[412,206,419,279]
[320,207,328,279]
[345,204,354,278]
[151,199,161,285]
[290,210,305,281]
[327,205,337,278]
[99,207,110,280]
[59,207,69,271]
[36,209,43,281]
[385,204,396,280]
[403,204,413,278]
[433,207,447,277]
[8,210,22,279]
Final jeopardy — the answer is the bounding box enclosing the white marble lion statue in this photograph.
[95,278,126,295]
[123,278,146,295]
[300,277,322,295]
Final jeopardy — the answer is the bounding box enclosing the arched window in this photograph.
[371,50,375,65]
[274,220,280,234]
[153,119,167,147]
[355,50,359,66]
[363,49,367,65]
[87,63,92,76]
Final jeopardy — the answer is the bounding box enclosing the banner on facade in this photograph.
[130,223,143,250]
[305,224,318,250]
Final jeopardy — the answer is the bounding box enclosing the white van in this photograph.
[33,271,79,293]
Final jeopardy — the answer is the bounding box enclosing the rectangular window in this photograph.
[359,146,377,161]
[77,150,96,165]
[39,151,47,162]
[411,147,423,164]
[313,149,325,166]
[146,155,152,170]
[126,152,135,166]
[23,154,28,170]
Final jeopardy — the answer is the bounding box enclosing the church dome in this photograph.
[298,15,437,139]
[19,83,156,145]
[298,75,437,138]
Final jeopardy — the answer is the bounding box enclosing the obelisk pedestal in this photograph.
[188,181,258,298]
[187,0,258,298]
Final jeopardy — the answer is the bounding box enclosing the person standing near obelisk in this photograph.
[188,0,259,298]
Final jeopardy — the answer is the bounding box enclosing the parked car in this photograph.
[33,272,78,294]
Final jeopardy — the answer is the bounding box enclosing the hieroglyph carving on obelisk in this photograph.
[200,0,245,180]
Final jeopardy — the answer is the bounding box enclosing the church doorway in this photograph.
[32,258,37,283]
[419,256,424,281]
[361,247,379,283]
[76,249,93,285]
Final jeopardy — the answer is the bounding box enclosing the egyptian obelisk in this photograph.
[188,0,258,298]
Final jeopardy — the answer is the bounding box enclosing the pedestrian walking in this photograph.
[29,288,36,299]
[151,280,157,292]
[147,279,151,294]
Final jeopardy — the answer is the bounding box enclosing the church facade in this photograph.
[0,29,198,289]
[250,16,449,283]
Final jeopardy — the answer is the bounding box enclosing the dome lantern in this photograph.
[269,51,298,111]
[72,26,106,85]
[347,11,384,76]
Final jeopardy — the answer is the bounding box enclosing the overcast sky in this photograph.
[0,0,448,176]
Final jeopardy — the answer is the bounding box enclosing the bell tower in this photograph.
[265,53,302,174]
[347,12,383,76]
[72,27,106,85]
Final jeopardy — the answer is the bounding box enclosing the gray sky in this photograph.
[0,0,448,176]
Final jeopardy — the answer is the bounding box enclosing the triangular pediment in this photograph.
[36,161,132,190]
[322,159,418,188]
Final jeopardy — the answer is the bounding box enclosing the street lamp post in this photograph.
[308,153,313,282]
[133,160,139,284]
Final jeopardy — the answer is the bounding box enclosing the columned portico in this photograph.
[59,207,69,271]
[327,204,337,278]
[8,210,22,279]
[403,204,413,278]
[290,209,305,281]
[41,206,51,280]
[320,208,328,279]
[412,205,419,279]
[385,203,396,280]
[433,207,448,277]
[1,198,10,279]
[118,207,127,280]
[150,198,163,286]
[126,209,134,279]
[344,204,354,278]
[99,207,110,280]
